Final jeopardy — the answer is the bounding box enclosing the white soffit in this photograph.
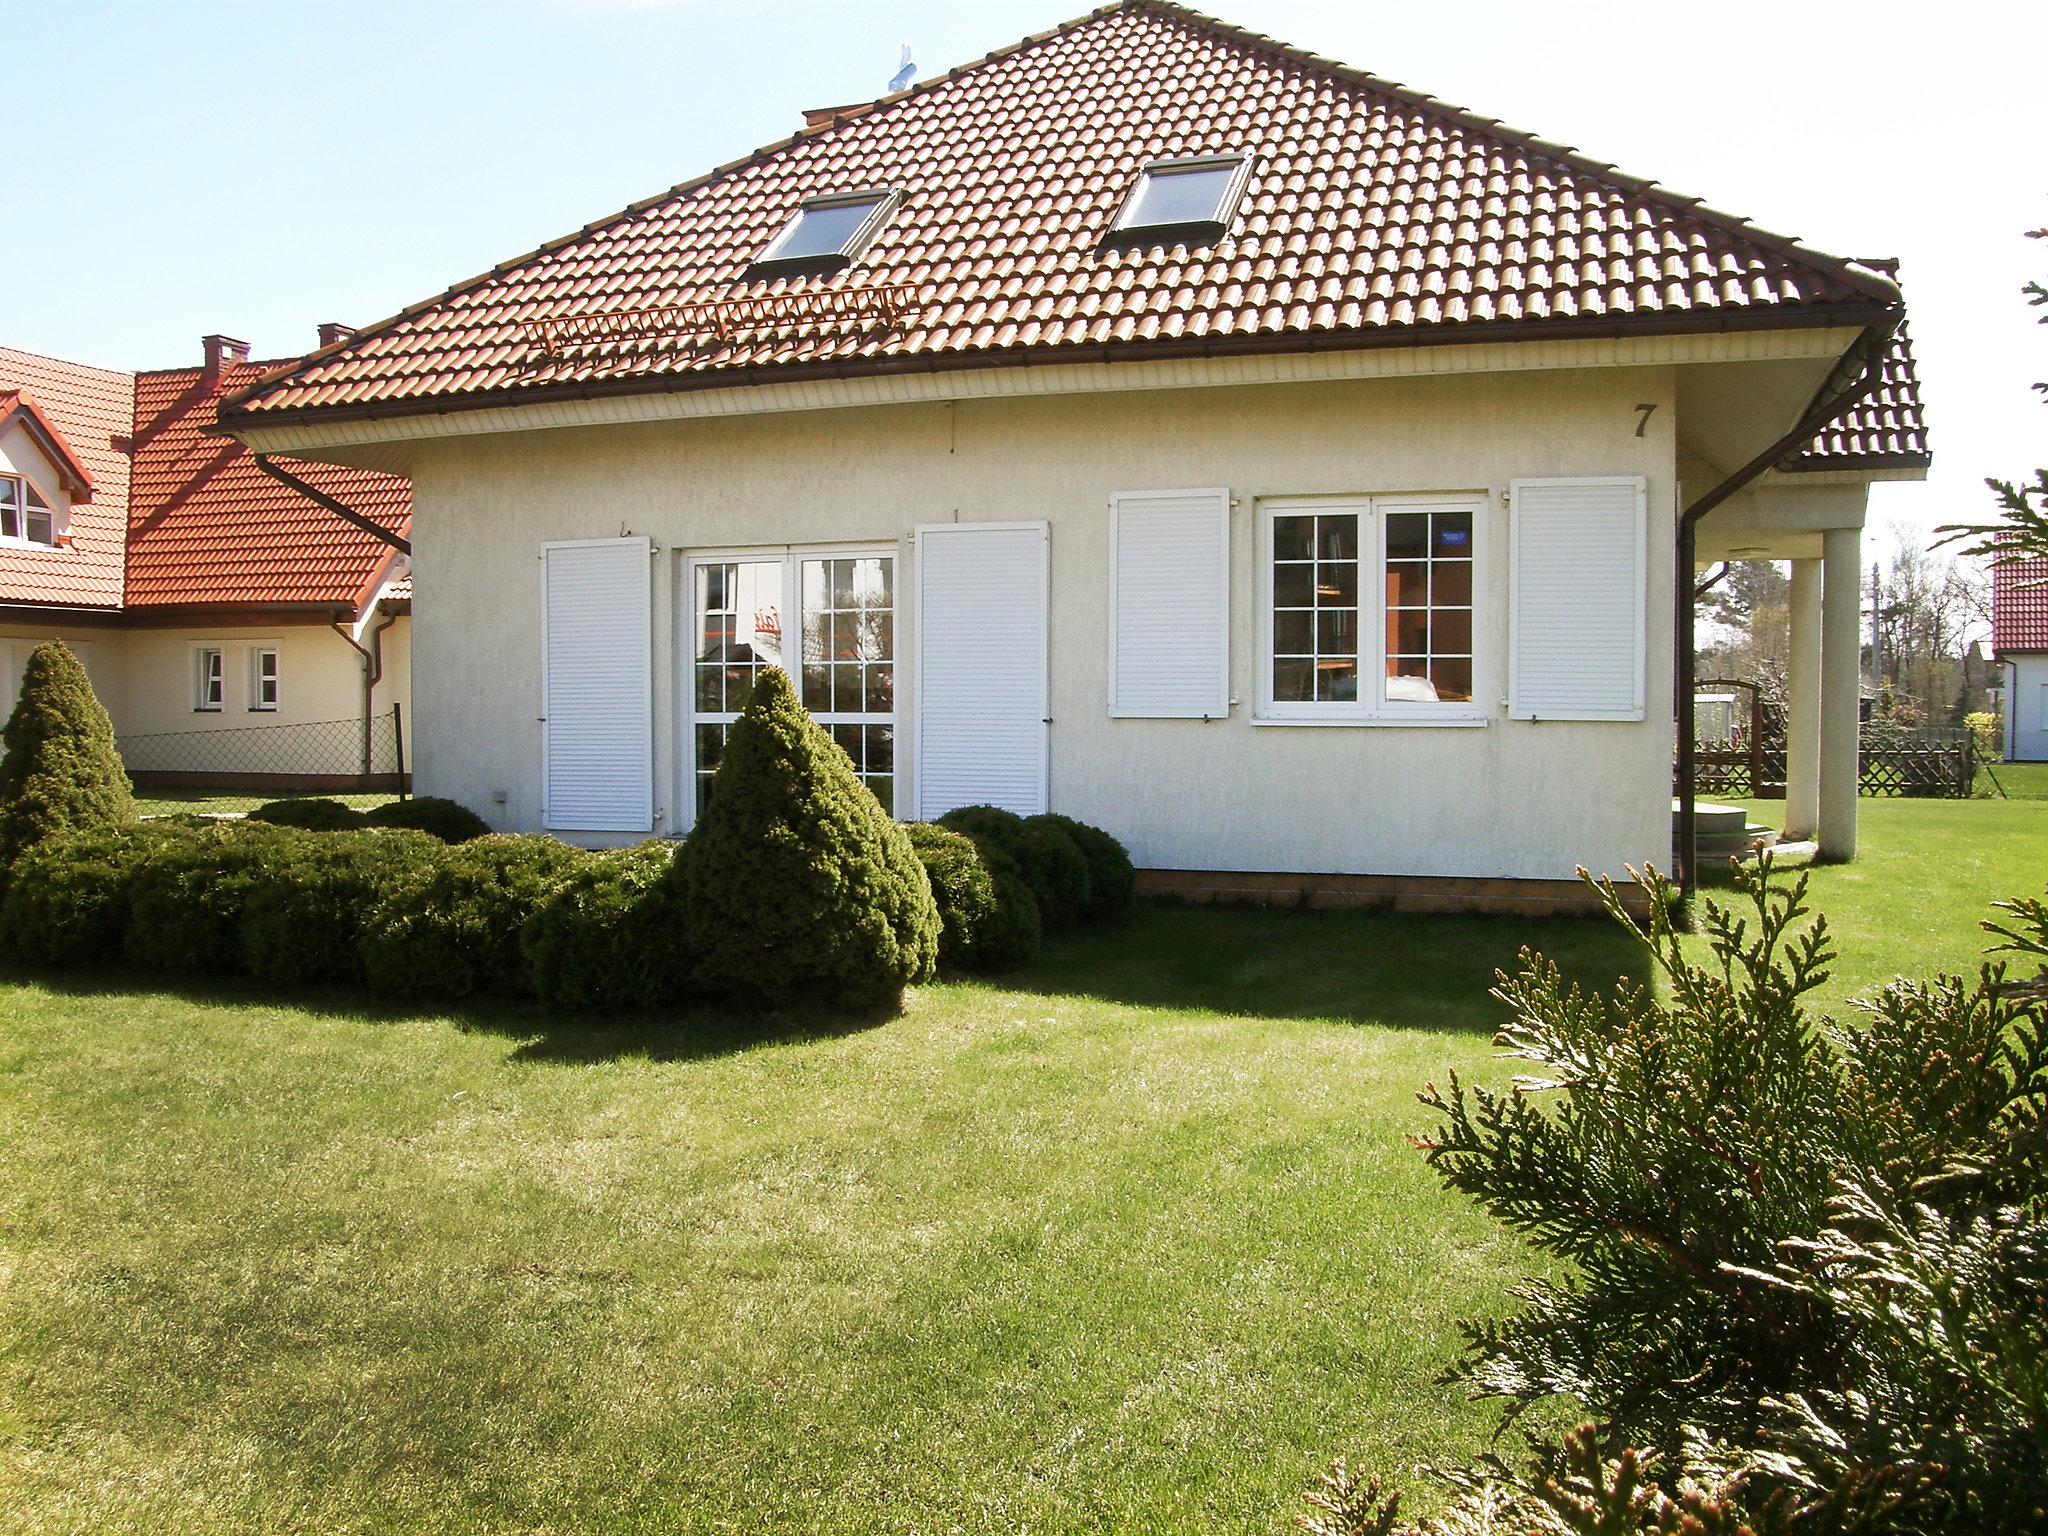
[228,327,1864,463]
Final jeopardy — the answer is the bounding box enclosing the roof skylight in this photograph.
[1109,155,1248,243]
[749,189,897,278]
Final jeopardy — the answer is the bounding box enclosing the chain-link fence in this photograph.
[118,707,408,816]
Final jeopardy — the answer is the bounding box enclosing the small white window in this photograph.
[1110,155,1249,240]
[749,190,896,277]
[251,648,279,711]
[195,647,224,712]
[0,476,59,547]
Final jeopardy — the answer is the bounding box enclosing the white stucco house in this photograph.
[1993,556,2048,762]
[0,337,412,790]
[217,0,1927,908]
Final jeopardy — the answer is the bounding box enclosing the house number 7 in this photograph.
[1633,403,1657,438]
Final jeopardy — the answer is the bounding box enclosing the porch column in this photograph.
[1784,559,1822,840]
[1819,527,1861,860]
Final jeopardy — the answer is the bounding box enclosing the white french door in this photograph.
[683,547,897,825]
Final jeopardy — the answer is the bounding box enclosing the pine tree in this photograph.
[0,641,134,865]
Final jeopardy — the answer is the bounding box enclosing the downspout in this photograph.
[332,611,400,780]
[1673,311,1902,890]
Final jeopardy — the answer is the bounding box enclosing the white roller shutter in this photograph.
[1508,477,1647,721]
[541,537,653,832]
[916,522,1048,818]
[1108,487,1230,718]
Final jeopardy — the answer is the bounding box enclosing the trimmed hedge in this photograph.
[904,822,1042,972]
[124,822,306,975]
[362,797,492,844]
[521,841,683,1011]
[938,805,1089,933]
[0,642,133,867]
[676,670,938,1011]
[362,835,585,1000]
[241,829,443,988]
[247,797,367,832]
[0,822,185,967]
[1033,813,1136,922]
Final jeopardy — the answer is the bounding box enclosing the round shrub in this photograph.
[904,822,1041,972]
[124,821,305,975]
[1033,813,1136,922]
[0,641,133,867]
[246,797,367,832]
[362,834,585,1000]
[939,805,1089,933]
[241,828,444,988]
[0,822,189,967]
[676,669,938,1011]
[362,797,492,845]
[521,840,683,1011]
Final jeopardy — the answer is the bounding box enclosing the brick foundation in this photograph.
[1135,867,1650,919]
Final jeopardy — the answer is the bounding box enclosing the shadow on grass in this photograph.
[1,964,895,1067]
[992,899,1651,1033]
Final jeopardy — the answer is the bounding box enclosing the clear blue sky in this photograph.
[10,0,2044,546]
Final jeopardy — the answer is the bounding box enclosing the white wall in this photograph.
[2010,655,2048,762]
[408,367,1678,882]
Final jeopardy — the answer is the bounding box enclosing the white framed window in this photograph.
[250,647,279,711]
[1256,494,1484,724]
[0,474,59,547]
[685,547,896,821]
[1108,154,1250,243]
[194,646,225,712]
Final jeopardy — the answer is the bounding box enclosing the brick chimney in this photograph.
[201,334,251,389]
[317,322,355,348]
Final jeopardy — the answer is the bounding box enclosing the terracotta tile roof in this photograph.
[0,347,133,608]
[224,0,1901,426]
[127,362,410,610]
[1993,556,2048,656]
[1789,309,1930,471]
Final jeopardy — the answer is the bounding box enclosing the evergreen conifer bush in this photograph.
[0,822,188,967]
[522,841,684,1011]
[904,822,1034,973]
[677,669,937,1010]
[1032,813,1135,921]
[240,829,443,988]
[362,834,586,1000]
[246,797,367,832]
[938,805,1089,932]
[124,822,304,975]
[0,641,133,867]
[1304,859,2048,1534]
[363,797,492,844]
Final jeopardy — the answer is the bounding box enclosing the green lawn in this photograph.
[1,800,2042,1534]
[132,789,400,818]
[1978,759,2048,800]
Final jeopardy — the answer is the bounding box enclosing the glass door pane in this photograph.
[800,554,895,813]
[692,559,784,813]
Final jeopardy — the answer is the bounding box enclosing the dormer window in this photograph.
[747,189,898,280]
[1107,155,1249,247]
[0,475,58,547]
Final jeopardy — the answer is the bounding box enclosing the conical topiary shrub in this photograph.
[0,642,134,866]
[677,668,938,1011]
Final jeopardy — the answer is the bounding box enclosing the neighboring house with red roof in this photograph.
[0,336,410,785]
[218,0,1924,897]
[1992,556,2048,762]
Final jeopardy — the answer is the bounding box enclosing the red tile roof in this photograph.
[1789,306,1930,472]
[127,362,409,610]
[223,0,1902,426]
[1993,556,2048,656]
[0,347,132,608]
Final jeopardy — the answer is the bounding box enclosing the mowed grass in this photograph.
[2,800,2041,1534]
[131,789,399,818]
[0,905,1639,1535]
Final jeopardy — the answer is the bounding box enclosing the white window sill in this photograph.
[1250,713,1490,729]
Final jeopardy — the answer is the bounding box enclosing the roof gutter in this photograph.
[252,454,411,556]
[1673,309,1903,891]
